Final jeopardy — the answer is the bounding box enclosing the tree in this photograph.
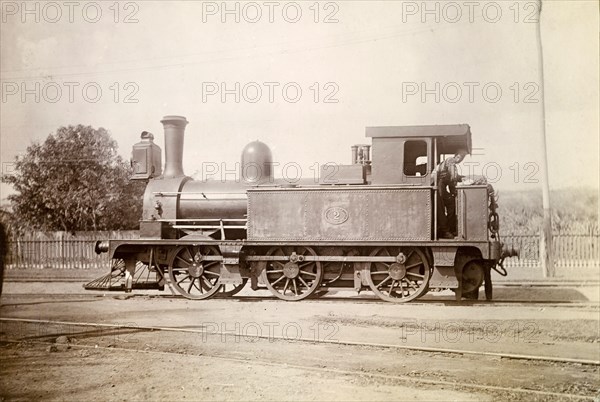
[0,220,6,296]
[2,125,145,232]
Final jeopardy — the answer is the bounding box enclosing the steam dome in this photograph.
[241,140,273,184]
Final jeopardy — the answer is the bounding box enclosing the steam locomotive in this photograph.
[89,115,515,302]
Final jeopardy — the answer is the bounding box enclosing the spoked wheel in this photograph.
[461,261,484,299]
[260,246,323,301]
[110,258,127,275]
[168,245,223,300]
[84,259,160,291]
[367,247,431,303]
[83,259,126,290]
[216,278,248,298]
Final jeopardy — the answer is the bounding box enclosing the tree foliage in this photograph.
[2,125,145,232]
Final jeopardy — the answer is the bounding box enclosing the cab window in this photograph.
[403,140,428,176]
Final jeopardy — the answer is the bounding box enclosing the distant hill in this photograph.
[497,187,598,235]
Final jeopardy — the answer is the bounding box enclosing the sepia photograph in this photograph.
[0,1,598,400]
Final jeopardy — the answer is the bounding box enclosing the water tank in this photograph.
[241,140,273,184]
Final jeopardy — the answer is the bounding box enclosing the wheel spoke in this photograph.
[184,247,194,262]
[177,275,188,285]
[282,278,290,294]
[203,270,220,277]
[406,271,424,279]
[292,279,299,295]
[187,278,195,293]
[371,271,390,275]
[201,276,213,289]
[406,262,423,269]
[299,262,313,269]
[199,276,208,288]
[298,276,310,289]
[389,280,395,294]
[268,269,284,274]
[376,275,392,288]
[399,280,405,297]
[300,270,317,277]
[271,274,286,287]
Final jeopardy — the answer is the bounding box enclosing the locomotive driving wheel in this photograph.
[216,278,249,298]
[461,261,485,299]
[261,246,323,301]
[168,245,223,300]
[366,247,431,303]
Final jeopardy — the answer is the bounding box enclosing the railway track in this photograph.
[1,292,598,309]
[0,318,596,400]
[2,317,598,366]
[5,277,600,286]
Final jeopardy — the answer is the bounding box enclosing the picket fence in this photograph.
[502,233,599,268]
[3,231,599,270]
[5,231,138,269]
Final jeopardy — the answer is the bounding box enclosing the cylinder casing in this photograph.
[178,180,248,220]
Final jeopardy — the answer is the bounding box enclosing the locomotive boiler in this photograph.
[89,115,516,302]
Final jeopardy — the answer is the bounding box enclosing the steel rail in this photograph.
[1,293,598,309]
[1,317,598,366]
[0,338,593,400]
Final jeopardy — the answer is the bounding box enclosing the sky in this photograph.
[1,0,598,202]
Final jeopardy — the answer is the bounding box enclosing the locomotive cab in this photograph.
[366,124,471,186]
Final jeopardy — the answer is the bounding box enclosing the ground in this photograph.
[0,267,599,401]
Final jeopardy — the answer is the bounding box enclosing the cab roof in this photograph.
[366,124,472,154]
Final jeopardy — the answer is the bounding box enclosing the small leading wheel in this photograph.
[367,247,431,303]
[216,278,248,298]
[168,245,222,300]
[261,246,323,301]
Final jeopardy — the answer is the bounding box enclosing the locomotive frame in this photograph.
[89,115,515,303]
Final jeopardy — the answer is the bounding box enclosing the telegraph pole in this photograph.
[535,0,555,277]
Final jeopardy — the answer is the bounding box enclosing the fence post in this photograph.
[60,232,65,269]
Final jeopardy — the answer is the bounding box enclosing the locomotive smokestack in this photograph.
[161,115,188,178]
